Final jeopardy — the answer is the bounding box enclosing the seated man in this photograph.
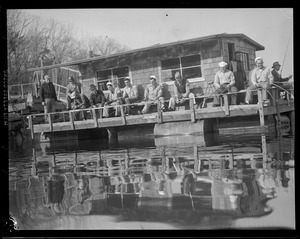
[122,77,139,115]
[71,92,91,120]
[142,75,165,114]
[271,61,293,99]
[168,71,195,111]
[89,84,106,108]
[244,57,274,104]
[213,61,238,107]
[104,82,123,117]
[66,76,81,110]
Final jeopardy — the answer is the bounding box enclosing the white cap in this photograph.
[150,75,156,80]
[218,61,227,67]
[106,82,113,86]
[255,57,262,62]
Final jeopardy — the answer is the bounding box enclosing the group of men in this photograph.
[212,57,293,106]
[39,56,293,121]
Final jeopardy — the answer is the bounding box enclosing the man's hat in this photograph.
[255,57,262,63]
[149,75,156,80]
[124,77,130,81]
[69,76,75,82]
[218,61,227,67]
[89,84,97,90]
[106,82,113,86]
[272,61,281,68]
[174,71,181,79]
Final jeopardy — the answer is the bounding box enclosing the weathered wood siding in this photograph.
[221,37,257,82]
[78,37,261,99]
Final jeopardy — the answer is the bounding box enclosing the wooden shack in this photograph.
[28,33,264,101]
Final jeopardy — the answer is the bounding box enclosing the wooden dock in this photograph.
[27,88,294,139]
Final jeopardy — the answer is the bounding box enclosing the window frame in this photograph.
[96,66,129,91]
[160,54,202,83]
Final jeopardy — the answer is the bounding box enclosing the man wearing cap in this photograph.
[271,61,293,83]
[271,61,293,99]
[142,75,165,114]
[71,92,91,120]
[89,84,106,108]
[168,71,196,111]
[39,74,57,122]
[122,77,139,115]
[213,61,238,107]
[66,77,81,110]
[244,57,273,104]
[104,81,123,117]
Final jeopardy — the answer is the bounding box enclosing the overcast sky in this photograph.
[23,8,293,76]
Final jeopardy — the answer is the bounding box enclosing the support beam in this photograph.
[28,115,34,140]
[48,113,53,132]
[120,105,126,125]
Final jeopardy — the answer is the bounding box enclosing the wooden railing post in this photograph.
[120,105,126,125]
[69,111,75,130]
[92,108,98,127]
[21,85,24,99]
[48,113,53,131]
[189,98,196,122]
[28,115,34,140]
[157,101,163,124]
[257,88,265,127]
[223,94,229,116]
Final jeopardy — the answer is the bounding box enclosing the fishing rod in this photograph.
[272,83,294,97]
[280,28,293,76]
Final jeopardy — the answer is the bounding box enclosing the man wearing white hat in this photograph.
[142,75,165,114]
[103,81,123,117]
[213,61,238,107]
[243,57,273,104]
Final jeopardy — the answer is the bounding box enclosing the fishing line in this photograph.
[280,28,293,75]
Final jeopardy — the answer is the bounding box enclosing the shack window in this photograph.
[96,66,129,91]
[240,52,250,71]
[161,54,202,82]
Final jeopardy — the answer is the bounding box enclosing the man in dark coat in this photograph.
[39,74,57,122]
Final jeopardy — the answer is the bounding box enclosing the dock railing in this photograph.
[27,86,294,138]
[8,83,37,100]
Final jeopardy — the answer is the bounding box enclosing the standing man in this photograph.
[168,71,195,111]
[213,61,238,107]
[244,57,274,104]
[39,74,57,122]
[142,75,165,114]
[122,77,139,115]
[66,76,81,110]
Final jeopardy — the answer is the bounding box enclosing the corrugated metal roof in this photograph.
[27,33,264,72]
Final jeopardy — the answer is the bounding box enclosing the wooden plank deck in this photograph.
[31,99,294,134]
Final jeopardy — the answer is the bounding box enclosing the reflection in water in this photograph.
[8,132,295,230]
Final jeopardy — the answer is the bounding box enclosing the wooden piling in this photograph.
[120,105,126,125]
[48,113,53,132]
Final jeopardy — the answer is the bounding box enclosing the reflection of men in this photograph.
[122,77,139,115]
[142,75,165,114]
[66,77,81,110]
[213,61,238,107]
[168,71,195,111]
[244,57,274,104]
[39,75,57,122]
